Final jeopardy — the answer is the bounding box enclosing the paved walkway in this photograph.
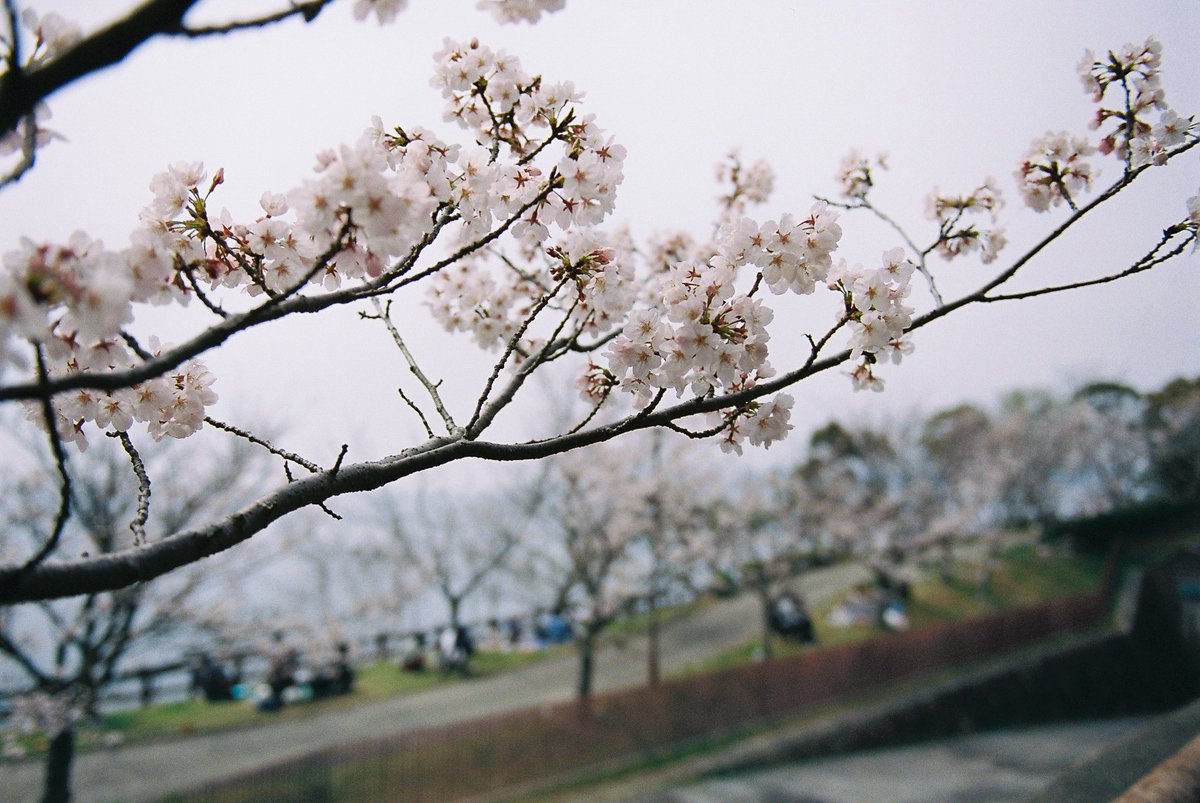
[5,563,870,802]
[635,717,1149,803]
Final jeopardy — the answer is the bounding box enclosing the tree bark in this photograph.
[759,587,774,660]
[577,633,595,699]
[646,598,661,687]
[41,728,74,803]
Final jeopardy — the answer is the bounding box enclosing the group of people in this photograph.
[399,624,476,676]
[827,578,911,631]
[189,639,355,711]
[398,610,578,676]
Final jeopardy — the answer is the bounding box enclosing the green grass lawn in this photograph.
[27,648,555,755]
[692,540,1111,672]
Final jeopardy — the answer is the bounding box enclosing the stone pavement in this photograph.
[633,717,1150,802]
[3,563,869,802]
[1031,696,1200,802]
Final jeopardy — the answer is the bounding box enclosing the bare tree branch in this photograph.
[112,431,150,547]
[0,0,202,140]
[171,0,333,38]
[368,297,458,434]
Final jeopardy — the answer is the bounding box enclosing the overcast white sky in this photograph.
[2,1,1198,480]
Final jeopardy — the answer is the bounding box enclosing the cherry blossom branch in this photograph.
[0,219,354,403]
[0,206,512,417]
[817,195,944,306]
[2,28,1196,607]
[2,150,1193,604]
[912,136,1200,331]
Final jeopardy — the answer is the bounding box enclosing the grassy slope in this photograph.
[696,541,1109,672]
[1,539,1117,757]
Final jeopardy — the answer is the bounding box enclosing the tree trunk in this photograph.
[577,633,595,699]
[759,588,774,660]
[41,727,74,803]
[646,598,661,687]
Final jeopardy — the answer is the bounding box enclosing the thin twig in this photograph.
[182,268,229,318]
[392,181,557,291]
[397,386,436,439]
[204,416,323,473]
[468,276,571,431]
[330,444,349,476]
[562,387,614,436]
[817,194,944,306]
[982,228,1194,303]
[663,418,731,439]
[171,0,333,38]
[112,431,150,546]
[370,298,458,434]
[8,348,73,583]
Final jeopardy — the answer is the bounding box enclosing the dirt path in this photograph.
[5,563,869,802]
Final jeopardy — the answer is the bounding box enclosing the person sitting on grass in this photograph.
[191,653,235,702]
[311,643,355,699]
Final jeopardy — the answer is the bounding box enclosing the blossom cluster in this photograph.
[924,178,1007,263]
[586,203,847,452]
[477,0,567,24]
[427,228,637,351]
[1078,36,1197,170]
[429,38,625,238]
[1014,131,1097,212]
[422,40,632,348]
[1,231,219,449]
[714,150,775,220]
[603,205,841,402]
[836,149,888,201]
[833,247,917,392]
[1016,36,1195,211]
[1078,36,1169,162]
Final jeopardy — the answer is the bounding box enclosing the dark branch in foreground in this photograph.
[0,0,201,140]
